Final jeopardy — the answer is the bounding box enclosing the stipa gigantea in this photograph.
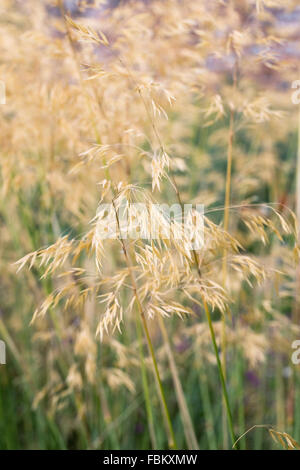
[58,3,177,448]
[56,4,299,448]
[8,0,300,451]
[47,5,180,442]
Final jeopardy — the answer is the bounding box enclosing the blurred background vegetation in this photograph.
[1,0,300,450]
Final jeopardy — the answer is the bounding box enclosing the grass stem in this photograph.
[202,300,236,448]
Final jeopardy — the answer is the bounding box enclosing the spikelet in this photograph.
[269,429,300,450]
[151,149,170,191]
[66,16,109,46]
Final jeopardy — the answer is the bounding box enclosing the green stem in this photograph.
[203,300,236,448]
[198,366,217,449]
